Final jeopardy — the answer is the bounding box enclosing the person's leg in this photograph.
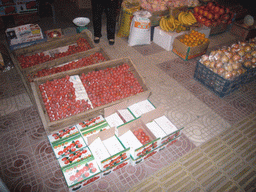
[91,1,104,42]
[105,0,119,44]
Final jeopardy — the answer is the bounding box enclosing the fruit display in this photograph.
[80,63,144,108]
[39,75,92,122]
[159,15,185,32]
[17,37,92,69]
[178,11,197,26]
[199,39,256,80]
[179,30,209,47]
[139,0,200,11]
[159,11,197,33]
[193,1,234,27]
[133,128,151,145]
[27,52,107,81]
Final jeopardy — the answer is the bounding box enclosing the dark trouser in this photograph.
[91,0,119,40]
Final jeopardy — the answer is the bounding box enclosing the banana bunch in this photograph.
[159,16,181,32]
[178,11,197,26]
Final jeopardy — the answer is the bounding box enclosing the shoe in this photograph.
[94,37,100,44]
[109,39,115,45]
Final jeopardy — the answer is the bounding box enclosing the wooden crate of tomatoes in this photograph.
[9,32,95,105]
[24,47,110,105]
[30,57,151,134]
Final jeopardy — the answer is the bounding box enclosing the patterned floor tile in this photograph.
[131,42,165,56]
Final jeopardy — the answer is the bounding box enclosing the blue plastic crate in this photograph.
[194,61,241,97]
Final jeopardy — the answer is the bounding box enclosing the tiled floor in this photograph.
[0,0,255,191]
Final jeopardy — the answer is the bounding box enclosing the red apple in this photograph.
[194,6,199,13]
[225,7,230,14]
[207,12,213,20]
[219,7,225,15]
[214,6,220,13]
[207,2,214,8]
[199,8,204,15]
[204,19,212,27]
[214,13,220,20]
[203,10,209,17]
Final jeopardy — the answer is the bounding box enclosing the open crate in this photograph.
[172,34,210,61]
[194,61,241,97]
[9,32,95,105]
[31,57,151,134]
[10,32,94,73]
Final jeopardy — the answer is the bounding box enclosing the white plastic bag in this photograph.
[128,10,152,46]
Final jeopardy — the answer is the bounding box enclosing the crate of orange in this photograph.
[172,30,210,61]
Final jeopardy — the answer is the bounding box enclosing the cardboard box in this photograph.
[48,125,80,144]
[191,26,211,38]
[117,117,159,160]
[230,20,256,41]
[62,158,101,191]
[130,149,158,166]
[30,57,150,134]
[50,134,87,159]
[137,107,183,148]
[58,147,92,169]
[153,26,186,51]
[128,99,155,118]
[172,34,210,61]
[88,127,130,171]
[101,158,130,177]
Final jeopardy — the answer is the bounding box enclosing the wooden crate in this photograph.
[10,32,94,73]
[31,57,151,134]
[9,32,94,105]
[23,47,110,105]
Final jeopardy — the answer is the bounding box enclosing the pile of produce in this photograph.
[39,76,92,122]
[159,11,197,32]
[179,30,209,47]
[193,1,234,27]
[17,38,92,69]
[139,0,200,11]
[27,52,107,81]
[199,38,256,80]
[81,63,144,108]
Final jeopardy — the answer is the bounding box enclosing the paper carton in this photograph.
[62,158,101,189]
[153,26,186,51]
[87,127,130,171]
[51,134,87,159]
[58,147,92,169]
[117,117,159,160]
[172,34,210,60]
[48,125,79,144]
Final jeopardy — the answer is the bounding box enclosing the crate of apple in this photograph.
[193,2,234,28]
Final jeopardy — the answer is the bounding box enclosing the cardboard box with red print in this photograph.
[87,127,130,172]
[101,158,130,177]
[62,158,101,191]
[50,134,87,159]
